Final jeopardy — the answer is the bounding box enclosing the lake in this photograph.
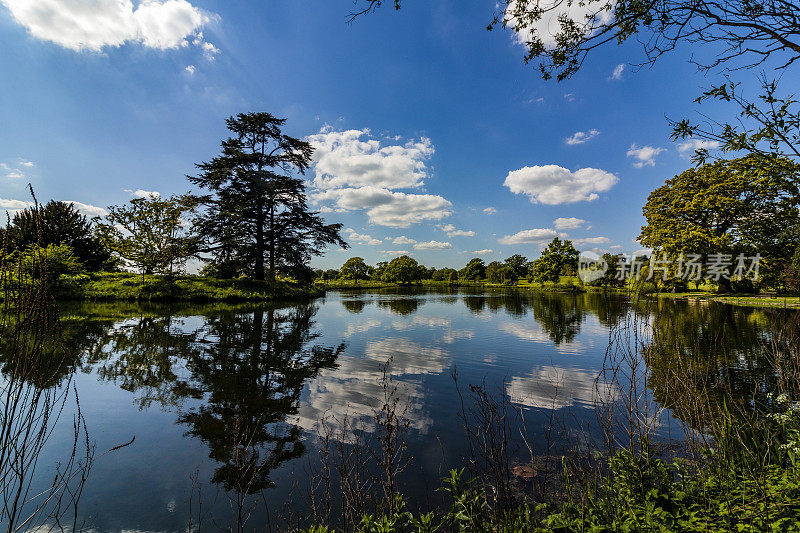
[24,288,791,531]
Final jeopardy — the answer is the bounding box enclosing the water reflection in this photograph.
[36,290,797,530]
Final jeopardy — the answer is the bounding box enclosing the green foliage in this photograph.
[94,193,199,276]
[19,243,84,282]
[640,155,800,290]
[59,272,322,302]
[341,257,373,282]
[381,256,423,284]
[190,112,346,282]
[503,254,531,279]
[486,261,518,285]
[3,200,113,271]
[431,267,457,282]
[459,258,486,281]
[530,238,579,284]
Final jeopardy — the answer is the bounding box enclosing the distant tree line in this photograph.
[315,240,581,286]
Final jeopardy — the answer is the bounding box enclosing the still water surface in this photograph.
[34,288,784,531]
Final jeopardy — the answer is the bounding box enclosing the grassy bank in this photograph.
[49,272,323,302]
[652,291,800,309]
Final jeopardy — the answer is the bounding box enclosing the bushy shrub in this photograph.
[20,244,84,281]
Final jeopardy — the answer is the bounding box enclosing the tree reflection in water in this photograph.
[642,300,798,429]
[84,303,344,513]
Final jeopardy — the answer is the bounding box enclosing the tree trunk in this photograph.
[254,202,265,281]
[268,206,276,283]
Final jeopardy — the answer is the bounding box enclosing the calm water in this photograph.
[26,288,790,531]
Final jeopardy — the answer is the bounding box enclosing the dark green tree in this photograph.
[504,254,530,279]
[459,258,486,281]
[432,267,457,281]
[340,257,373,282]
[372,261,389,281]
[487,261,517,284]
[3,200,112,271]
[381,255,423,284]
[530,238,579,284]
[190,113,346,282]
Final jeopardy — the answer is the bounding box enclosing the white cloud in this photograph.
[572,236,610,246]
[505,0,614,49]
[498,228,560,245]
[132,189,160,198]
[308,127,453,228]
[565,129,599,145]
[609,63,625,80]
[626,144,665,168]
[312,186,452,227]
[472,249,494,255]
[196,34,219,59]
[439,224,475,237]
[1,160,33,180]
[504,165,618,205]
[0,0,217,53]
[677,139,721,156]
[381,250,410,256]
[393,236,417,245]
[184,64,196,75]
[0,198,34,210]
[413,241,452,250]
[308,127,434,190]
[553,217,587,230]
[64,201,108,217]
[483,206,497,215]
[344,228,382,246]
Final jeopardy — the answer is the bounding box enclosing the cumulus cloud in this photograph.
[344,228,382,246]
[64,201,108,217]
[483,206,497,215]
[573,236,610,246]
[626,144,665,168]
[677,139,721,156]
[413,241,452,250]
[498,228,560,245]
[308,127,434,190]
[0,0,217,53]
[308,127,453,227]
[185,64,196,75]
[609,63,625,80]
[312,186,452,228]
[504,165,618,205]
[393,236,417,245]
[0,198,34,210]
[553,217,588,230]
[472,249,494,255]
[439,224,475,237]
[381,250,410,256]
[564,129,599,145]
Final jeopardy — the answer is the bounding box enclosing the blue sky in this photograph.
[0,0,786,269]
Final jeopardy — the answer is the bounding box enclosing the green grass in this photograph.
[50,272,323,302]
[652,291,800,308]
